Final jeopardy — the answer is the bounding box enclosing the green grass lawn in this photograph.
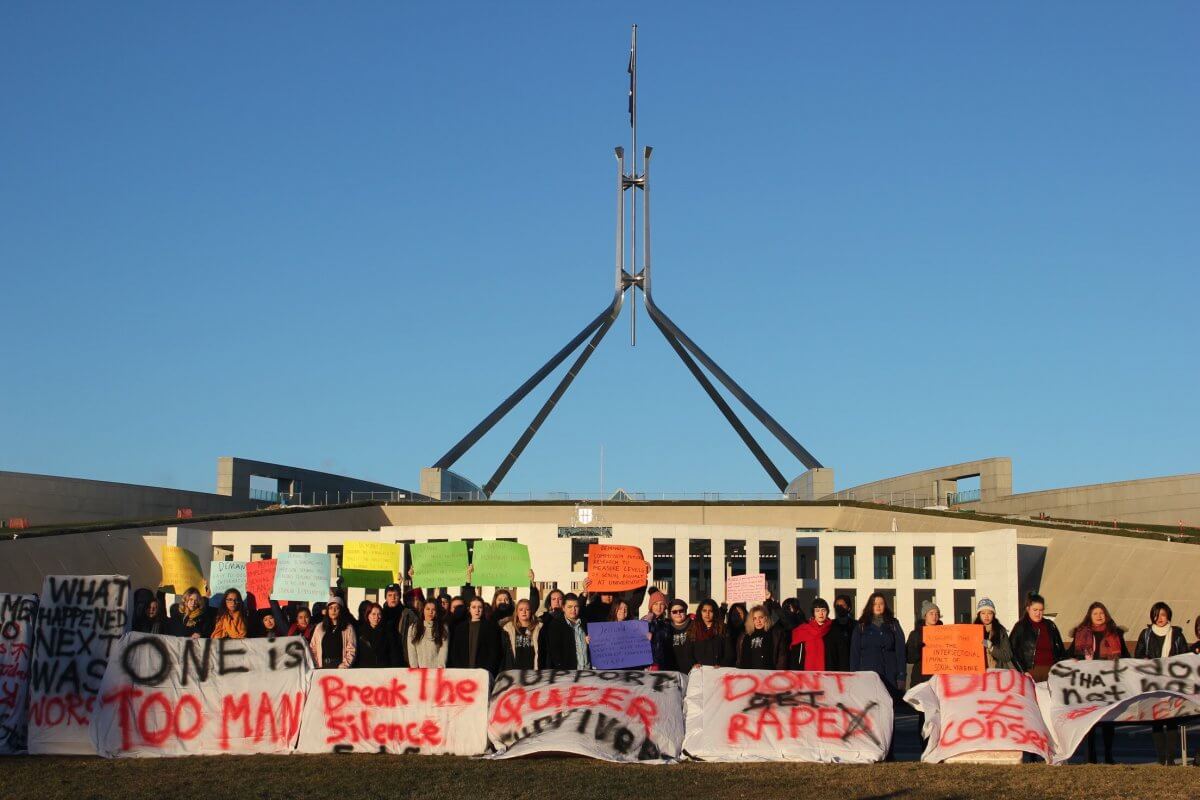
[3,755,1196,800]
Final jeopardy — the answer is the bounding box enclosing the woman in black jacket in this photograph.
[905,602,943,687]
[165,588,213,638]
[688,599,733,668]
[448,597,503,677]
[1134,602,1191,765]
[736,605,787,670]
[355,602,400,668]
[501,599,542,670]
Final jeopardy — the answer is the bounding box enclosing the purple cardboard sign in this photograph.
[587,620,652,669]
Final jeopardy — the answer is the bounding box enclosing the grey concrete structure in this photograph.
[419,467,486,501]
[217,457,409,504]
[786,467,835,501]
[828,457,1013,507]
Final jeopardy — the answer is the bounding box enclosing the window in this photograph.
[953,547,974,580]
[250,545,272,562]
[913,547,934,580]
[834,547,855,580]
[914,589,937,627]
[954,589,976,623]
[289,544,310,553]
[724,540,746,578]
[796,542,818,580]
[873,547,895,580]
[760,541,779,599]
[689,539,712,602]
[327,545,343,580]
[653,539,676,599]
[571,538,598,572]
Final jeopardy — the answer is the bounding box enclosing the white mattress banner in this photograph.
[0,594,38,754]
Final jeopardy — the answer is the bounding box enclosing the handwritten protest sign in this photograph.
[342,542,400,589]
[272,552,331,605]
[726,574,767,605]
[0,593,38,754]
[488,669,685,762]
[588,621,653,669]
[411,541,468,588]
[207,561,247,607]
[160,546,205,595]
[28,575,131,754]
[470,541,530,588]
[922,624,984,675]
[90,633,312,757]
[1040,655,1200,763]
[681,667,893,763]
[904,670,1052,762]
[586,544,647,592]
[297,668,488,755]
[245,559,283,607]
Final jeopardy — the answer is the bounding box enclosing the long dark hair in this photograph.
[410,600,446,648]
[1071,601,1124,638]
[688,599,725,640]
[973,611,1007,643]
[215,589,244,625]
[857,592,895,627]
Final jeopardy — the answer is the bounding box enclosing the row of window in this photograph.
[833,546,974,581]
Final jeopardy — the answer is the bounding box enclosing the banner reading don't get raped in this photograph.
[681,668,893,763]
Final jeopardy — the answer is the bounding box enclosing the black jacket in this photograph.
[354,622,401,668]
[542,617,589,669]
[689,625,734,668]
[669,620,694,673]
[905,622,941,685]
[736,627,788,670]
[1009,616,1067,673]
[165,606,213,638]
[648,617,677,671]
[448,617,503,675]
[1134,625,1190,659]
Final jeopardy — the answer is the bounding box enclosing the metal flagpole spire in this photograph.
[430,26,822,498]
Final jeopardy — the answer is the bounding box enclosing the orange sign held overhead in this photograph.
[587,544,648,592]
[923,623,985,675]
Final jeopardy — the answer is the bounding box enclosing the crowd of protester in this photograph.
[130,574,1200,766]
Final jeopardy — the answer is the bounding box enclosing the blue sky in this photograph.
[2,3,1197,498]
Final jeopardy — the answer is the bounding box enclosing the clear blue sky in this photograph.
[2,3,1197,498]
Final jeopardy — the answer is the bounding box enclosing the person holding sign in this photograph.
[735,605,787,670]
[1069,601,1129,765]
[310,596,356,669]
[905,601,944,687]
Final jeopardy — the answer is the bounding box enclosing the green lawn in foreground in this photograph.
[3,755,1197,800]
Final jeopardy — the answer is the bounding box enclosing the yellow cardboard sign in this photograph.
[161,545,206,594]
[342,541,400,588]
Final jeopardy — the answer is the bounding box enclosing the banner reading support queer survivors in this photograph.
[0,593,38,754]
[681,668,893,763]
[488,669,685,762]
[28,575,131,755]
[904,670,1052,763]
[296,668,488,755]
[1040,655,1200,764]
[90,633,313,757]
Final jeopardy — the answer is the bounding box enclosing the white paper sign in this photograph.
[0,593,38,754]
[681,668,893,763]
[488,669,685,763]
[1040,655,1200,764]
[904,670,1052,763]
[296,668,489,755]
[28,575,131,755]
[725,574,767,606]
[89,633,313,757]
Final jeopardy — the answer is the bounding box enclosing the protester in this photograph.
[543,593,590,669]
[166,587,212,638]
[1069,601,1128,764]
[973,598,1015,669]
[790,598,838,670]
[736,605,787,670]
[644,595,675,671]
[642,590,667,623]
[211,589,248,639]
[608,599,632,622]
[905,601,943,687]
[667,599,694,672]
[254,609,280,639]
[438,593,452,614]
[407,599,448,668]
[830,594,855,667]
[501,599,542,669]
[310,596,356,669]
[541,589,566,625]
[448,596,502,676]
[1134,602,1190,765]
[849,593,905,691]
[776,597,806,634]
[133,593,166,634]
[354,602,400,668]
[726,603,748,655]
[583,590,615,625]
[687,599,733,667]
[1009,592,1066,682]
[288,607,314,641]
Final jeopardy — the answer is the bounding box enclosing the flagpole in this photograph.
[629,24,638,346]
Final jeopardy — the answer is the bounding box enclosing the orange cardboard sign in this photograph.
[922,623,985,675]
[586,544,648,592]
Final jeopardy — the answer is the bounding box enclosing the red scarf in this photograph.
[1074,624,1123,660]
[791,619,833,670]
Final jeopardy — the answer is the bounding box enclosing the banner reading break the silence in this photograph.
[1,593,38,754]
[681,667,893,763]
[488,669,685,763]
[1039,654,1200,764]
[90,633,313,757]
[28,575,131,755]
[297,668,488,755]
[904,670,1052,763]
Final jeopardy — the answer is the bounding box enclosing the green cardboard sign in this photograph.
[410,541,469,588]
[471,540,531,587]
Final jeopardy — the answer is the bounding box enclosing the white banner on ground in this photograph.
[296,668,489,755]
[681,668,893,763]
[28,575,131,755]
[488,669,685,763]
[1,594,38,754]
[89,633,313,757]
[1040,654,1200,764]
[904,670,1052,763]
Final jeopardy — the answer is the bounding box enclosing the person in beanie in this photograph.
[790,598,840,670]
[973,598,1015,669]
[1135,602,1190,765]
[310,595,356,669]
[905,601,943,687]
